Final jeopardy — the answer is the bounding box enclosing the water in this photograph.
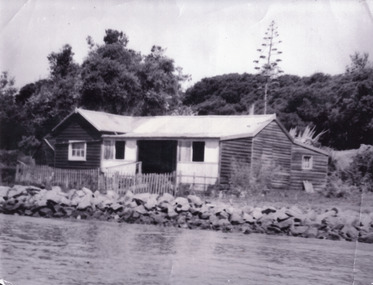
[0,214,372,285]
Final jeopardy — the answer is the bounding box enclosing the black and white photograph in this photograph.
[0,0,373,284]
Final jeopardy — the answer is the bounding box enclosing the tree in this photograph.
[16,45,82,155]
[253,20,283,114]
[0,72,24,149]
[345,52,370,74]
[80,30,188,115]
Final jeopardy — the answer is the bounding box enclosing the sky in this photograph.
[0,0,373,88]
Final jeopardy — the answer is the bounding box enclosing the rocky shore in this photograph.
[0,185,372,243]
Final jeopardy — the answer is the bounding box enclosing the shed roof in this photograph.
[53,108,276,139]
[52,108,135,133]
[103,113,276,139]
[51,108,329,155]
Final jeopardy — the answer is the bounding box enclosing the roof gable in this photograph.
[52,108,135,134]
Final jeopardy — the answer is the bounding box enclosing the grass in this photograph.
[203,189,373,213]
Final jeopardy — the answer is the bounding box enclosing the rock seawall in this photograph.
[1,185,372,243]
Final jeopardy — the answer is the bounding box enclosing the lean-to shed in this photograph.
[46,108,329,191]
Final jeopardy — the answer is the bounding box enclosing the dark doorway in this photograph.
[137,140,177,173]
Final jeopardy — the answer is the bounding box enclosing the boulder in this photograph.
[0,186,10,198]
[251,207,263,220]
[51,186,63,192]
[266,224,282,234]
[359,213,372,231]
[291,225,309,236]
[33,190,48,207]
[134,205,148,215]
[286,206,304,217]
[174,197,190,212]
[242,213,255,224]
[110,203,123,212]
[6,185,29,199]
[187,195,203,207]
[121,208,134,221]
[229,210,244,225]
[133,193,151,205]
[277,217,294,230]
[77,195,93,210]
[166,204,178,218]
[317,208,338,222]
[44,188,67,205]
[218,219,231,228]
[38,207,53,217]
[262,206,277,215]
[93,193,113,209]
[106,190,119,201]
[305,227,318,238]
[144,195,158,210]
[209,214,220,227]
[275,208,290,222]
[340,225,359,241]
[151,212,166,224]
[358,232,373,244]
[81,187,94,197]
[322,216,344,230]
[158,193,174,204]
[217,210,229,220]
[241,225,253,234]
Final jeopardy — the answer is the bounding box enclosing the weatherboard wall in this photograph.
[290,144,328,192]
[219,137,253,185]
[251,121,292,189]
[53,114,102,169]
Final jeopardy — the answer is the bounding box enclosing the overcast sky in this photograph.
[1,0,373,88]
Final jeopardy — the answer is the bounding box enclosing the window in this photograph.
[115,141,125,159]
[103,141,114,160]
[178,140,205,162]
[103,140,125,160]
[68,141,86,161]
[178,141,191,162]
[302,155,313,170]
[192,141,205,162]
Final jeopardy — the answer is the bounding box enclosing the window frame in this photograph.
[68,140,87,161]
[302,155,313,170]
[115,141,126,160]
[103,139,126,160]
[192,141,205,162]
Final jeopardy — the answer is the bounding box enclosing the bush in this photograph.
[229,158,283,196]
[326,144,373,196]
[324,173,359,198]
[346,145,373,192]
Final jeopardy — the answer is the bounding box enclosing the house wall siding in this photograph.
[290,145,328,192]
[219,137,253,185]
[252,121,292,189]
[53,115,102,169]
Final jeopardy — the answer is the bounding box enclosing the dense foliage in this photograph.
[183,54,373,149]
[0,29,188,157]
[0,30,372,159]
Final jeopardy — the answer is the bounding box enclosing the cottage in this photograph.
[45,108,329,191]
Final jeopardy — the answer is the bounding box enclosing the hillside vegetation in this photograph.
[0,28,372,159]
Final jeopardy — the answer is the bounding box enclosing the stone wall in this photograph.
[0,185,372,243]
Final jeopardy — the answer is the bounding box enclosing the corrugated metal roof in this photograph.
[56,108,276,139]
[102,113,276,139]
[77,109,135,133]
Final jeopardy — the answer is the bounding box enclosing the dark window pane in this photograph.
[192,141,205,162]
[115,141,125,159]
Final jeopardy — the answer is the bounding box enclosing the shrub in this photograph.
[324,173,359,198]
[326,144,373,195]
[229,158,283,196]
[345,145,373,192]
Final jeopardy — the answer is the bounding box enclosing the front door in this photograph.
[137,140,177,173]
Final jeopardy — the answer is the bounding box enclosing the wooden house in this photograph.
[46,108,329,191]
